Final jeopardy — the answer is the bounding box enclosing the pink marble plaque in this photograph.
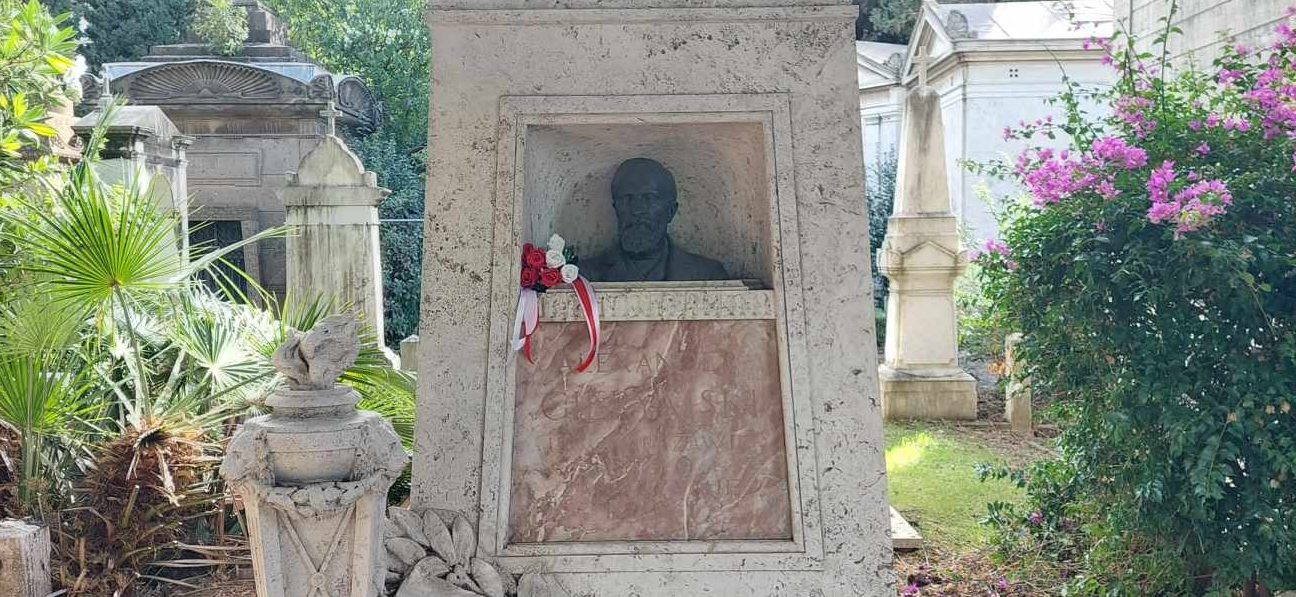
[508,319,792,544]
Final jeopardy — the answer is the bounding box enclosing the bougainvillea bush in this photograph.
[971,14,1296,596]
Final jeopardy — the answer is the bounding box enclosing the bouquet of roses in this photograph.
[513,234,601,372]
[520,234,580,291]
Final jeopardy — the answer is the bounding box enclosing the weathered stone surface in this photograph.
[415,1,894,594]
[82,1,385,300]
[270,315,361,390]
[1004,333,1033,435]
[282,153,390,350]
[877,70,976,421]
[509,320,791,543]
[222,318,407,597]
[422,510,459,566]
[389,506,431,547]
[386,537,427,569]
[396,576,479,597]
[0,520,50,597]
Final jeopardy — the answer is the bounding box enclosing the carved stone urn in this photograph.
[222,316,408,597]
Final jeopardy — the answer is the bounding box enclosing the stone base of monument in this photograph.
[879,366,978,420]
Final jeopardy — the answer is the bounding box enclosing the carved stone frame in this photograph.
[477,94,826,574]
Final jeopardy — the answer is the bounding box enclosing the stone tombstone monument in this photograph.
[222,316,407,597]
[282,133,390,342]
[81,0,383,300]
[416,1,894,595]
[876,52,978,420]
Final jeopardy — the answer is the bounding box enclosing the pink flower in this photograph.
[1195,142,1211,156]
[901,583,920,596]
[1029,511,1044,525]
[996,578,1010,591]
[984,239,1010,256]
[1091,136,1148,169]
[1235,43,1252,55]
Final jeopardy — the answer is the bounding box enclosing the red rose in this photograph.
[540,268,562,287]
[520,267,538,287]
[521,243,536,266]
[524,247,546,269]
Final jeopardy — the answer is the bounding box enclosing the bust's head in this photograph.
[611,158,677,257]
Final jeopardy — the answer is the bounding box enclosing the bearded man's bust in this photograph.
[580,158,729,283]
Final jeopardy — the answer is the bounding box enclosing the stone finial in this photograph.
[272,315,361,390]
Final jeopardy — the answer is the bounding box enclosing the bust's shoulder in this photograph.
[578,248,620,280]
[669,246,729,280]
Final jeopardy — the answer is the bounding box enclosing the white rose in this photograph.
[560,264,580,284]
[547,234,566,253]
[545,249,566,269]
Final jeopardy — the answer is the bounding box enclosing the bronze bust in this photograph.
[581,158,729,282]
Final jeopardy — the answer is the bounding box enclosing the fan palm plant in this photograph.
[0,111,415,595]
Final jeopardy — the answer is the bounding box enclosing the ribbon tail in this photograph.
[512,289,540,366]
[572,276,600,372]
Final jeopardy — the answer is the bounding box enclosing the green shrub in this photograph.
[191,0,245,56]
[972,16,1296,595]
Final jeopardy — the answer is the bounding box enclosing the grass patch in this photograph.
[885,422,1026,548]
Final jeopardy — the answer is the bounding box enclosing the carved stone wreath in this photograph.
[384,507,568,597]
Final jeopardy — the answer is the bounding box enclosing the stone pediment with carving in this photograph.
[112,60,310,103]
[880,239,965,272]
[98,60,383,134]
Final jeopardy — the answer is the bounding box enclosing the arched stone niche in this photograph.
[521,121,772,284]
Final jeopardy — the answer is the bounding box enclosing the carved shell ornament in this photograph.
[272,315,361,390]
[384,508,569,597]
[116,61,308,102]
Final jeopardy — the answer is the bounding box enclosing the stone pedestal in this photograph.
[877,76,977,421]
[0,520,50,597]
[222,316,407,597]
[282,137,390,342]
[416,2,894,594]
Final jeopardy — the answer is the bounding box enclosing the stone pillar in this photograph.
[398,336,418,374]
[877,57,977,420]
[282,136,390,342]
[0,521,50,597]
[1004,333,1032,435]
[221,316,407,597]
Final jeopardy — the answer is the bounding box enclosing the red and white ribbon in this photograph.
[511,277,601,372]
[511,288,540,363]
[570,276,601,372]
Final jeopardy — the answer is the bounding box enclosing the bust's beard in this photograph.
[619,223,668,258]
